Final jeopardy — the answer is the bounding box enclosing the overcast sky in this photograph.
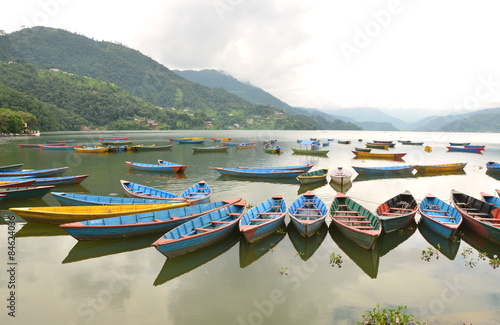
[2,0,500,117]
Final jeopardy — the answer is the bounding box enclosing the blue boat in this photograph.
[52,192,175,206]
[59,199,244,240]
[481,192,500,209]
[152,200,247,258]
[0,167,69,177]
[400,141,424,146]
[215,167,304,178]
[352,165,417,175]
[464,145,485,150]
[485,161,500,173]
[449,142,470,146]
[239,195,287,243]
[446,146,483,153]
[126,161,187,173]
[418,194,462,238]
[237,164,313,172]
[31,174,89,186]
[288,191,328,237]
[121,180,212,205]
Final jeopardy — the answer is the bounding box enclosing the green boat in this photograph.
[296,168,328,184]
[291,148,329,156]
[0,185,54,202]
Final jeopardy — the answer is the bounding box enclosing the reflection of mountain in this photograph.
[378,221,417,257]
[62,234,161,263]
[216,176,299,185]
[15,222,68,237]
[485,170,500,181]
[329,180,352,194]
[353,173,416,183]
[297,180,328,195]
[418,222,460,260]
[415,170,466,178]
[239,230,286,268]
[329,224,379,279]
[288,223,328,261]
[154,232,240,286]
[460,226,500,259]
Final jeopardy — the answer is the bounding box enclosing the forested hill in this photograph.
[0,26,361,131]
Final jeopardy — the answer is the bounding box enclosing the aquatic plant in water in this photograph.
[358,303,427,325]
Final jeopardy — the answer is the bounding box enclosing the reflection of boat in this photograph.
[329,179,352,194]
[486,170,500,181]
[377,221,417,257]
[418,193,462,239]
[216,176,299,185]
[460,225,500,259]
[154,232,240,286]
[415,170,466,178]
[376,190,418,233]
[15,222,68,237]
[298,180,328,195]
[126,171,187,179]
[418,222,460,260]
[62,234,161,264]
[415,163,467,173]
[239,230,286,267]
[329,224,379,279]
[353,173,417,183]
[288,222,327,261]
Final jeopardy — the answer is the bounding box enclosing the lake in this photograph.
[0,130,499,325]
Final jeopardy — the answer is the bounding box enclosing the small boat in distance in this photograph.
[415,163,467,173]
[446,146,483,153]
[351,151,406,160]
[237,164,313,172]
[352,165,416,175]
[126,161,187,173]
[214,167,304,178]
[296,168,328,185]
[192,146,228,153]
[449,142,470,146]
[485,161,500,173]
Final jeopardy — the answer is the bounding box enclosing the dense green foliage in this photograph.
[0,27,361,131]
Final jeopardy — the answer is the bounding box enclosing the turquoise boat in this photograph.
[418,194,462,239]
[481,192,500,208]
[121,180,212,205]
[288,191,328,237]
[0,167,69,177]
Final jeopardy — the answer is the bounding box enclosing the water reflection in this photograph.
[329,224,379,279]
[418,222,461,260]
[239,230,286,268]
[15,222,68,237]
[352,173,417,183]
[154,231,240,286]
[288,222,328,261]
[126,171,187,179]
[329,180,352,194]
[62,234,161,263]
[460,226,500,259]
[415,170,466,178]
[485,170,500,181]
[297,179,328,194]
[378,221,417,257]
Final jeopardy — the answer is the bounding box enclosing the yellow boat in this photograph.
[74,146,109,153]
[9,202,189,224]
[415,162,467,173]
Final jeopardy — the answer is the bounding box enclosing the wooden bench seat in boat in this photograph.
[333,210,360,214]
[352,226,375,229]
[380,212,402,216]
[332,215,366,219]
[292,214,322,218]
[258,212,282,215]
[228,213,241,216]
[422,209,448,213]
[468,212,490,216]
[474,217,500,222]
[250,218,274,222]
[390,208,413,211]
[432,216,455,219]
[194,227,211,232]
[338,220,372,224]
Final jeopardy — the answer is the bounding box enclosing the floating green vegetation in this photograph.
[461,248,499,269]
[421,246,440,262]
[358,303,427,325]
[278,267,288,275]
[329,252,343,268]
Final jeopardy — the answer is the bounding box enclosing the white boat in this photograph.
[330,167,352,185]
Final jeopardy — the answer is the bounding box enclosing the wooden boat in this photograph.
[288,191,328,237]
[19,144,48,148]
[239,195,287,243]
[352,165,416,175]
[481,192,500,209]
[100,140,133,146]
[52,192,175,206]
[74,146,109,153]
[329,167,352,185]
[0,163,23,170]
[39,145,83,150]
[10,202,188,224]
[373,140,393,144]
[415,162,467,173]
[60,199,243,240]
[376,190,418,233]
[177,139,205,144]
[0,179,35,188]
[330,192,381,249]
[236,142,256,149]
[221,142,239,146]
[354,147,371,152]
[211,137,232,141]
[485,161,500,173]
[131,144,173,151]
[237,164,313,172]
[99,137,128,141]
[463,145,485,150]
[151,200,247,258]
[30,174,89,186]
[158,160,188,172]
[214,167,304,178]
[446,146,483,153]
[451,190,500,244]
[0,167,69,177]
[121,180,211,205]
[296,168,328,184]
[418,193,462,239]
[192,146,228,153]
[351,151,406,160]
[337,140,351,144]
[264,146,281,154]
[365,143,390,149]
[449,142,470,146]
[400,141,424,146]
[126,160,187,173]
[291,148,329,156]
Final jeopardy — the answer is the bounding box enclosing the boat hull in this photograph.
[352,151,406,160]
[239,195,286,243]
[418,195,462,239]
[376,191,418,233]
[415,163,467,173]
[288,191,328,237]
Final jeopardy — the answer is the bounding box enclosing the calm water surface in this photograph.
[0,130,499,325]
